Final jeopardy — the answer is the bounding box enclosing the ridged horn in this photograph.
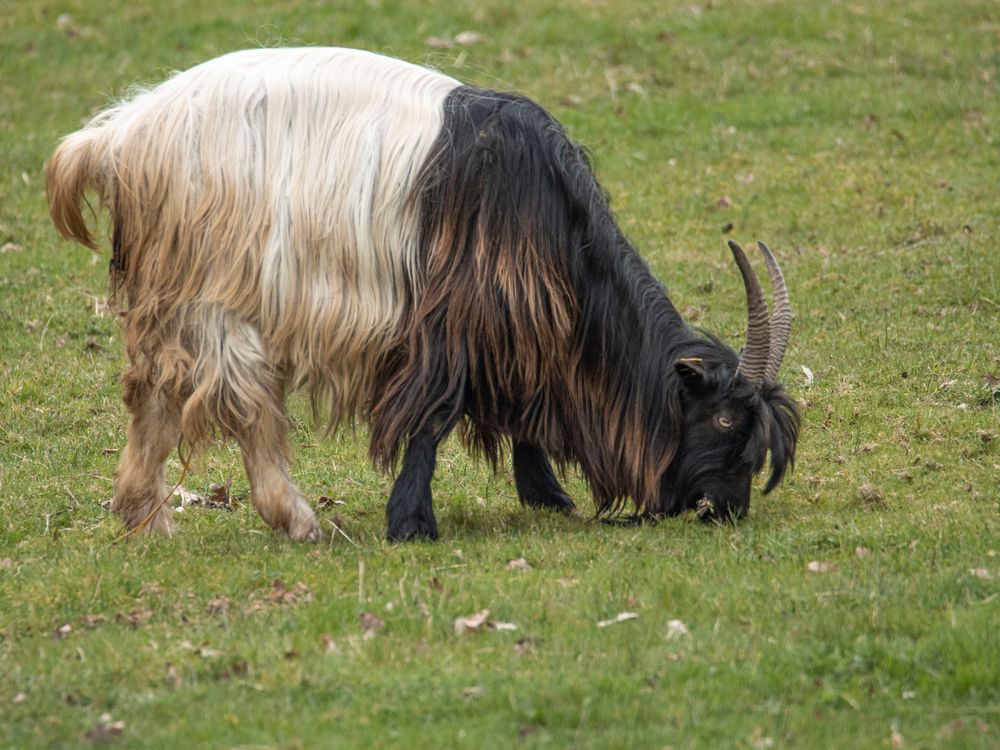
[758,241,791,383]
[728,240,770,385]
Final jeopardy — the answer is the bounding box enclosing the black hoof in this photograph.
[599,513,658,527]
[387,517,439,543]
[537,491,576,514]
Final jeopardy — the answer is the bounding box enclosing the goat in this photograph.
[46,48,799,541]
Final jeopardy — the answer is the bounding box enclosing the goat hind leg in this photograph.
[235,410,320,543]
[113,381,181,535]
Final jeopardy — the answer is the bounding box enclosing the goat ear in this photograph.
[674,357,708,390]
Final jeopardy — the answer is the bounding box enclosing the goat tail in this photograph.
[45,125,115,249]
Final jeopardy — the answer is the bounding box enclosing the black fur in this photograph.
[373,85,799,538]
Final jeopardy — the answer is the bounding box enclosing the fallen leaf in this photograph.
[116,609,153,628]
[0,242,21,253]
[218,660,249,679]
[454,608,491,635]
[715,195,733,210]
[164,663,181,688]
[13,692,27,704]
[360,612,385,640]
[665,619,690,639]
[425,36,453,48]
[806,561,835,573]
[428,576,444,591]
[317,495,345,508]
[139,582,161,596]
[462,685,484,699]
[597,611,638,628]
[857,483,884,506]
[890,727,905,748]
[855,547,870,559]
[85,713,125,745]
[80,614,106,629]
[969,568,992,579]
[455,31,483,45]
[205,479,234,508]
[207,596,229,615]
[749,726,775,749]
[801,365,815,385]
[195,645,222,658]
[513,638,534,656]
[320,634,340,654]
[505,557,532,572]
[264,578,313,605]
[173,485,202,507]
[0,558,13,569]
[54,623,72,639]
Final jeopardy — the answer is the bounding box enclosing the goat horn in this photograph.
[728,240,770,385]
[758,241,791,383]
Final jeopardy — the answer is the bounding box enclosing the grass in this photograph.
[1,0,998,747]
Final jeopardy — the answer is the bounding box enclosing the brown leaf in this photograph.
[454,609,491,635]
[139,582,161,597]
[981,373,1000,388]
[264,578,313,605]
[164,663,181,688]
[715,195,733,210]
[360,612,385,640]
[857,483,884,506]
[206,479,232,507]
[85,714,125,745]
[207,596,230,615]
[428,576,444,592]
[218,660,248,679]
[320,634,340,654]
[513,638,534,656]
[79,614,106,629]
[116,609,153,628]
[505,557,532,572]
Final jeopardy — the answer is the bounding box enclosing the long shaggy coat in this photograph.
[47,48,798,541]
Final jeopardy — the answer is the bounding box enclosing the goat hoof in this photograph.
[387,517,439,543]
[287,514,322,543]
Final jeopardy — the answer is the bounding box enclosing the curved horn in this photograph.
[758,241,792,383]
[728,240,770,385]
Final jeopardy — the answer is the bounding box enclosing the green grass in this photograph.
[2,0,998,747]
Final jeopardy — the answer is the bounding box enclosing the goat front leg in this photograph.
[386,428,442,542]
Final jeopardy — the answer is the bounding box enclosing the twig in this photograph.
[327,517,358,547]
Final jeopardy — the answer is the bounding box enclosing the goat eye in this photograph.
[715,414,733,429]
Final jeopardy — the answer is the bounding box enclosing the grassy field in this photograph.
[1,0,998,747]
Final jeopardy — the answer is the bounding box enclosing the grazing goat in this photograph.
[46,48,799,541]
